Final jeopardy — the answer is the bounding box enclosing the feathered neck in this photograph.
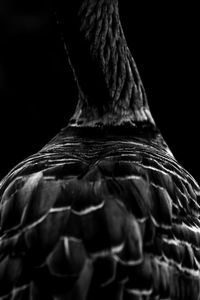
[57,0,155,127]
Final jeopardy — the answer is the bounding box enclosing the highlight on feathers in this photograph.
[0,1,199,299]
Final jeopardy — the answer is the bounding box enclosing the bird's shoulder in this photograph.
[1,148,199,247]
[0,148,200,299]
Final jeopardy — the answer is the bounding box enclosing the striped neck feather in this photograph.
[58,0,155,127]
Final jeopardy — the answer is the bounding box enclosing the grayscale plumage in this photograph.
[0,0,200,299]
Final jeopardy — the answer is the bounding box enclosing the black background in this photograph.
[0,1,199,182]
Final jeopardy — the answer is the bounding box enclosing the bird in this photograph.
[0,0,200,299]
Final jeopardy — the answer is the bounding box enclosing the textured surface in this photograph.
[1,0,200,299]
[0,127,200,300]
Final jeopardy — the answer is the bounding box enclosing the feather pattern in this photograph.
[0,127,200,299]
[0,0,199,299]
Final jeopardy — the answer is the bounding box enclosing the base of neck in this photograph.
[69,99,155,127]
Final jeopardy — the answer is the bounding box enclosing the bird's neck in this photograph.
[58,0,155,127]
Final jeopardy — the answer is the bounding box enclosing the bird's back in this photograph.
[1,126,200,300]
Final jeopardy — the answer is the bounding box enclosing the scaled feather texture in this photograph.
[0,1,200,299]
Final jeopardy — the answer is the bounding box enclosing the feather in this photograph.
[1,0,200,299]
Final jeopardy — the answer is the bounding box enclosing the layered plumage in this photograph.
[0,1,200,300]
